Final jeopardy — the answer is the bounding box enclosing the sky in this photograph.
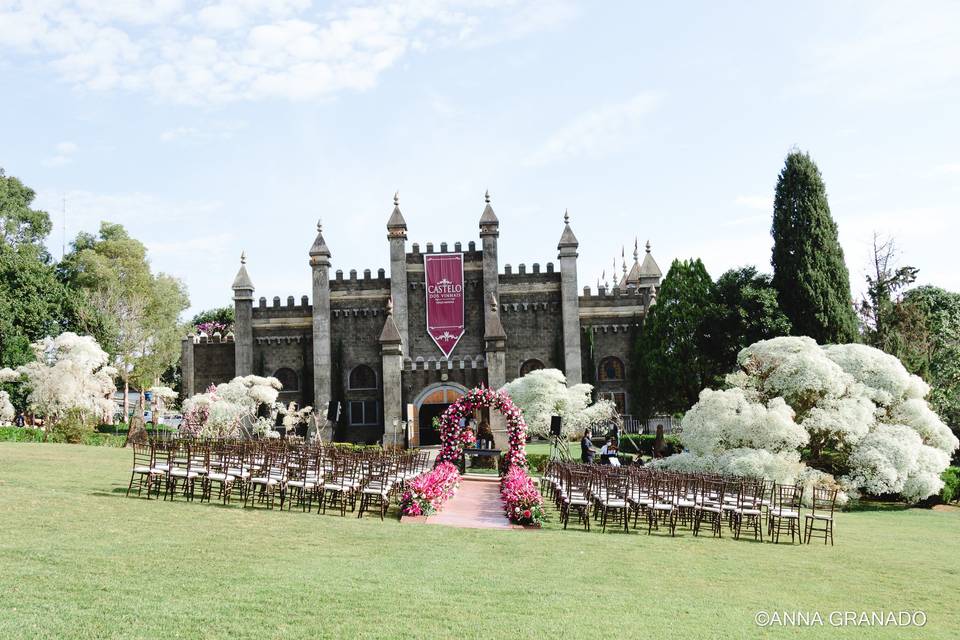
[1,0,958,318]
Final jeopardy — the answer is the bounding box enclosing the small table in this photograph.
[460,448,502,474]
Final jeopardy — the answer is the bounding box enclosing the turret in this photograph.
[479,190,500,337]
[232,252,254,377]
[557,211,582,383]
[387,192,408,349]
[309,220,332,414]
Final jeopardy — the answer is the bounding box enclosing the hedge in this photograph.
[0,427,126,447]
[942,467,960,503]
[618,433,682,457]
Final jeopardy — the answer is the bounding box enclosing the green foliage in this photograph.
[941,467,960,503]
[858,235,918,349]
[634,258,721,415]
[893,287,960,436]
[50,408,97,444]
[771,151,859,344]
[707,267,792,371]
[0,426,44,442]
[59,222,190,403]
[0,168,109,382]
[619,433,682,457]
[190,306,234,330]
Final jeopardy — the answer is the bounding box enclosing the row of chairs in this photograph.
[542,462,838,544]
[126,438,432,519]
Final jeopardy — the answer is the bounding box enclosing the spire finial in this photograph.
[489,293,498,313]
[484,189,490,204]
[317,218,323,233]
[241,251,246,265]
[393,191,399,206]
[386,297,394,316]
[563,208,569,224]
[646,239,651,253]
[633,237,639,262]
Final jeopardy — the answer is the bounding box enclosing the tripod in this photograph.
[548,434,571,462]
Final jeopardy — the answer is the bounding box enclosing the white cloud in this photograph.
[525,92,663,167]
[0,0,573,104]
[160,120,247,142]
[43,140,79,167]
[734,195,772,211]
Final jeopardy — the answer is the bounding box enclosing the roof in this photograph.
[309,221,331,257]
[231,253,254,291]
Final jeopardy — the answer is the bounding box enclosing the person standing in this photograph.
[580,428,597,464]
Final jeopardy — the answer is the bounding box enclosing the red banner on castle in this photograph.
[424,253,465,357]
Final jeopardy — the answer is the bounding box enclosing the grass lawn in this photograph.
[2,443,958,639]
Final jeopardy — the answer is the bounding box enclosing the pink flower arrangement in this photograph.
[500,465,544,526]
[436,385,528,469]
[399,462,461,517]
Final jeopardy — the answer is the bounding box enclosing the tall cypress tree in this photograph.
[771,151,858,344]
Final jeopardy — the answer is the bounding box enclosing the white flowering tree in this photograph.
[149,385,178,426]
[501,368,619,439]
[180,375,282,438]
[657,337,958,503]
[13,333,117,427]
[0,367,18,424]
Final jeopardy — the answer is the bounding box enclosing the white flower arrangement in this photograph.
[660,337,959,504]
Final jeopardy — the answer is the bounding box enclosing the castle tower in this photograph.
[379,298,404,447]
[386,192,408,349]
[484,293,508,449]
[479,191,501,338]
[557,211,582,384]
[232,252,254,377]
[309,221,332,413]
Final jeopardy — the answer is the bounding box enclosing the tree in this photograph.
[59,223,189,423]
[0,169,106,374]
[858,233,918,350]
[771,151,859,344]
[634,258,720,415]
[190,306,234,335]
[893,287,960,448]
[502,368,618,439]
[15,332,117,428]
[659,336,959,503]
[707,267,792,371]
[181,375,282,438]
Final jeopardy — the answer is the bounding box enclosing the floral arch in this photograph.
[436,385,528,469]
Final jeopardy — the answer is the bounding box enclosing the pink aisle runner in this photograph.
[426,476,512,529]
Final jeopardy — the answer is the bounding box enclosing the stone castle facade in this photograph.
[181,195,663,446]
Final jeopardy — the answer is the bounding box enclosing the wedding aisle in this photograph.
[426,476,513,530]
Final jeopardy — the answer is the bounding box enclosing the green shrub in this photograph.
[0,427,45,443]
[50,409,98,444]
[619,434,681,457]
[942,467,960,503]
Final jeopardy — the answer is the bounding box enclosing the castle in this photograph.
[180,194,663,446]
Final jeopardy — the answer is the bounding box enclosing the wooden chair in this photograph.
[358,457,393,520]
[126,443,165,499]
[165,441,200,501]
[648,477,677,536]
[693,479,725,537]
[732,480,764,541]
[769,484,803,544]
[804,487,837,545]
[560,469,591,531]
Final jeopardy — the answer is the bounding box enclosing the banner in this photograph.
[424,253,465,357]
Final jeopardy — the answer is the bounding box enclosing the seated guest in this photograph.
[580,428,597,464]
[599,437,618,465]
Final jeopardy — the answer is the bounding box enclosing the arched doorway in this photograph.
[412,383,467,446]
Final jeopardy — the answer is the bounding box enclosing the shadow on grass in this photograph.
[846,499,911,513]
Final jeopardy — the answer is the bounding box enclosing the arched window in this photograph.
[348,364,378,390]
[273,368,299,392]
[597,356,625,382]
[519,358,545,377]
